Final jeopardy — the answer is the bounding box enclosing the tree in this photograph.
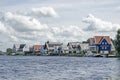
[82,39,89,43]
[0,51,3,55]
[115,29,120,57]
[6,48,12,55]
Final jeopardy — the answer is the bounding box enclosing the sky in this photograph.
[0,0,120,51]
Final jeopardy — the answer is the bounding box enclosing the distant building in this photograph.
[67,42,89,53]
[79,43,89,51]
[33,45,41,53]
[61,45,69,53]
[23,44,31,53]
[44,41,63,54]
[89,36,114,54]
[13,44,26,53]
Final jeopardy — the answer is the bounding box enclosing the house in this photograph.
[33,45,41,53]
[13,44,31,55]
[40,45,45,54]
[111,41,115,52]
[67,42,81,53]
[32,44,45,54]
[23,45,32,55]
[67,42,89,53]
[79,43,89,51]
[13,44,26,53]
[44,41,63,54]
[89,36,114,54]
[61,45,69,53]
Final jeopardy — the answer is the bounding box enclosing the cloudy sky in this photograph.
[0,0,120,51]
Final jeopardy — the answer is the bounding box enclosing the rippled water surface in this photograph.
[0,56,120,80]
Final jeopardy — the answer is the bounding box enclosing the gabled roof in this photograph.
[89,36,111,45]
[13,44,26,49]
[79,43,89,50]
[68,42,82,49]
[13,44,20,49]
[45,42,63,50]
[20,44,26,49]
[94,36,111,44]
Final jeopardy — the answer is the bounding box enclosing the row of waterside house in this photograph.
[12,36,115,55]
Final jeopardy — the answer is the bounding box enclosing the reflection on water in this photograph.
[116,58,120,80]
[0,56,120,80]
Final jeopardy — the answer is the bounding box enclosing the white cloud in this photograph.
[30,7,59,18]
[83,14,120,32]
[17,7,59,18]
[51,25,85,37]
[0,21,7,33]
[116,6,120,11]
[4,12,48,32]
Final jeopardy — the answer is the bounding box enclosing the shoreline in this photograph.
[0,54,118,58]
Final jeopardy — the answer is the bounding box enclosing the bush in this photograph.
[91,51,97,53]
[15,52,24,55]
[6,48,12,55]
[73,51,76,53]
[0,51,4,55]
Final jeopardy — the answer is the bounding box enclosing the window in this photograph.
[102,42,104,44]
[104,46,107,49]
[102,46,104,49]
[105,42,107,44]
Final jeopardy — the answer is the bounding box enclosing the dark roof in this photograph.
[19,44,26,49]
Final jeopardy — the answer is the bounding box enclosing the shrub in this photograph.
[91,51,97,53]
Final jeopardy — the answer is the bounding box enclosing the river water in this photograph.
[0,56,120,80]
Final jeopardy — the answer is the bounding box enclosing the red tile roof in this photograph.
[94,36,111,44]
[89,36,111,45]
[33,45,41,51]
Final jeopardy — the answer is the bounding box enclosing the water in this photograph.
[0,56,120,80]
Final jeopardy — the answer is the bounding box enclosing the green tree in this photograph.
[6,48,12,55]
[0,51,3,55]
[115,29,120,57]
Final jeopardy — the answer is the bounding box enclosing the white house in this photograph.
[61,45,69,53]
[67,42,89,53]
[67,42,81,53]
[13,44,26,53]
[23,44,31,54]
[79,43,89,51]
[44,41,63,54]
